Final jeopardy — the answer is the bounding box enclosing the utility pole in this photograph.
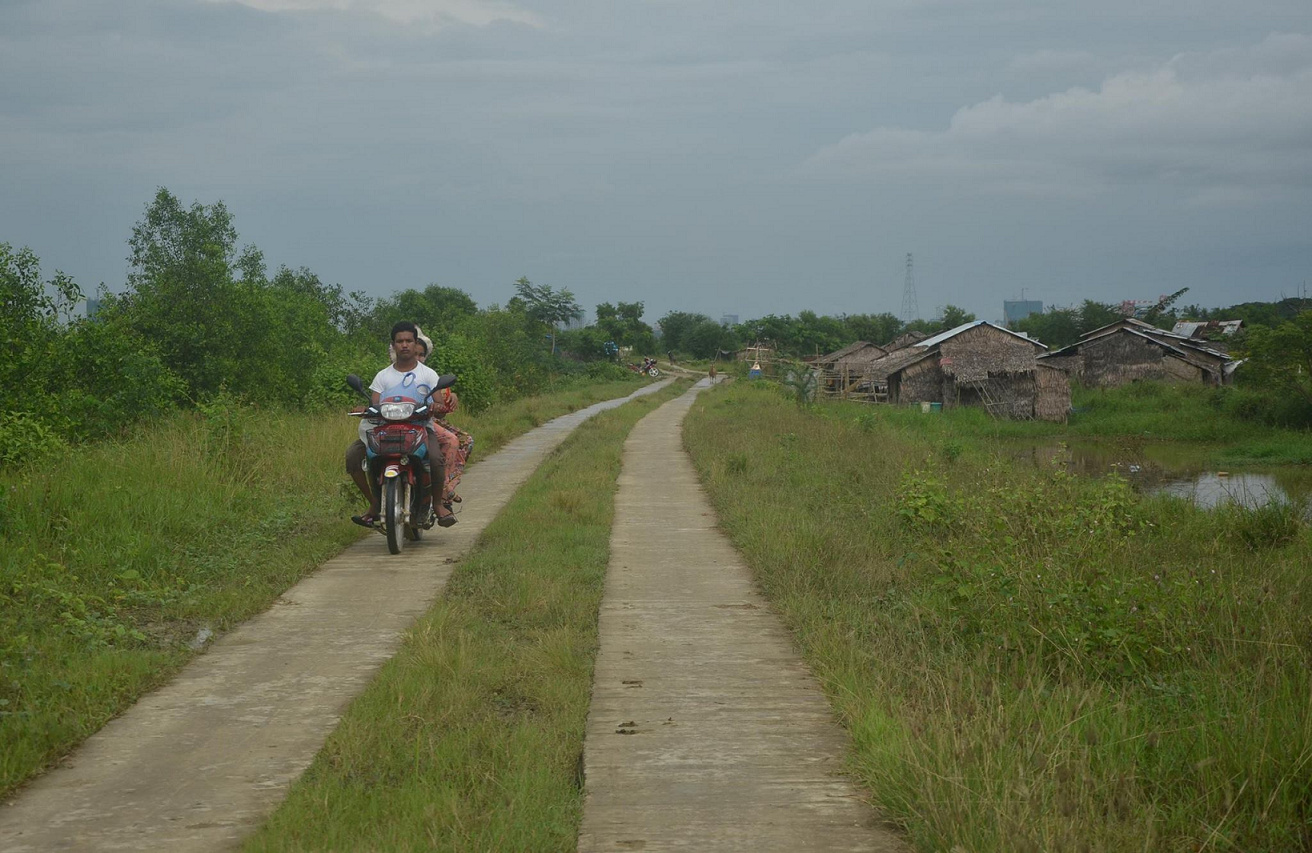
[900,253,919,323]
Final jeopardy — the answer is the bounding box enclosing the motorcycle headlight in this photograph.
[380,402,415,420]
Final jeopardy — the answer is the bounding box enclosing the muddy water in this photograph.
[1009,441,1312,514]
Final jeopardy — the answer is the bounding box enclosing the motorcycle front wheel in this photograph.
[385,478,405,554]
[647,368,661,377]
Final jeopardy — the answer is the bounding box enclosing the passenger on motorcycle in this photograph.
[348,321,456,529]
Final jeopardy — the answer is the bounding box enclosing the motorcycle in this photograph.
[346,372,456,555]
[627,358,661,378]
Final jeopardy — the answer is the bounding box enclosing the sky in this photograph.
[2,0,1310,325]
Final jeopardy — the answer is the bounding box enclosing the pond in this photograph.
[1009,441,1312,515]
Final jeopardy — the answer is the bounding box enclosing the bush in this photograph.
[0,413,69,468]
[584,361,634,381]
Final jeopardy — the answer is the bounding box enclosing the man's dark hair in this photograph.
[391,321,418,341]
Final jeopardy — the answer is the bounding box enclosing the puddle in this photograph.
[1009,441,1312,514]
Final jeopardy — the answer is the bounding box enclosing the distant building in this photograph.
[84,298,101,319]
[720,314,738,326]
[1003,300,1043,325]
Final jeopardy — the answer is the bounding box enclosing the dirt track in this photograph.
[0,380,671,853]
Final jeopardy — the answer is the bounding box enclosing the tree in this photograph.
[1076,300,1121,335]
[937,304,976,332]
[1014,307,1082,348]
[684,319,739,359]
[1243,311,1312,404]
[513,277,582,354]
[841,313,903,348]
[371,284,478,340]
[658,311,713,354]
[0,243,83,413]
[596,300,655,353]
[111,188,252,396]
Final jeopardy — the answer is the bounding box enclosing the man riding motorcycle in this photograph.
[349,321,456,529]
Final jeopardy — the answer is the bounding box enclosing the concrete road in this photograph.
[578,380,903,852]
[0,380,671,853]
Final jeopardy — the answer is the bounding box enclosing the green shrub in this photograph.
[0,413,69,468]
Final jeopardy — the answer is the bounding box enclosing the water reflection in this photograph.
[1010,441,1312,514]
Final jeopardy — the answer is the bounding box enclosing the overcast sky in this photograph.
[2,0,1309,323]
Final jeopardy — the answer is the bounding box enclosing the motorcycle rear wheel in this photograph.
[385,478,405,555]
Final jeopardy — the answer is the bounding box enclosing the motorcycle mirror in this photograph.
[435,374,457,391]
[345,374,371,401]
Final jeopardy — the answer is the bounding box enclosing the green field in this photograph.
[684,381,1311,853]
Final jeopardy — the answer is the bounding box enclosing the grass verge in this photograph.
[242,379,689,852]
[0,375,654,797]
[685,381,1312,853]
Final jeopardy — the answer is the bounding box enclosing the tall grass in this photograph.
[685,381,1312,853]
[244,380,690,851]
[0,375,651,797]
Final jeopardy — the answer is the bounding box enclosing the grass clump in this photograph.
[685,380,1312,853]
[243,380,689,852]
[0,376,655,798]
[1226,500,1305,550]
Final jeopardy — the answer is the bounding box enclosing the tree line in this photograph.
[0,189,613,460]
[6,187,1311,456]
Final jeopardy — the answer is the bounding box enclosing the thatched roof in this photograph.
[866,346,936,380]
[919,320,1047,351]
[883,330,928,352]
[932,322,1046,382]
[1042,327,1219,367]
[1079,317,1159,339]
[820,340,886,365]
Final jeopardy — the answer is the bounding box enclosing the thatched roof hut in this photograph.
[863,321,1063,420]
[1039,327,1227,387]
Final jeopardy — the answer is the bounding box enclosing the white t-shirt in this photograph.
[370,363,442,403]
[361,363,441,444]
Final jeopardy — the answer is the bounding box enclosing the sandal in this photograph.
[437,511,458,528]
[351,513,379,528]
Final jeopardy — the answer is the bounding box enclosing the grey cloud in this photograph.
[807,34,1312,202]
[1,0,1310,322]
